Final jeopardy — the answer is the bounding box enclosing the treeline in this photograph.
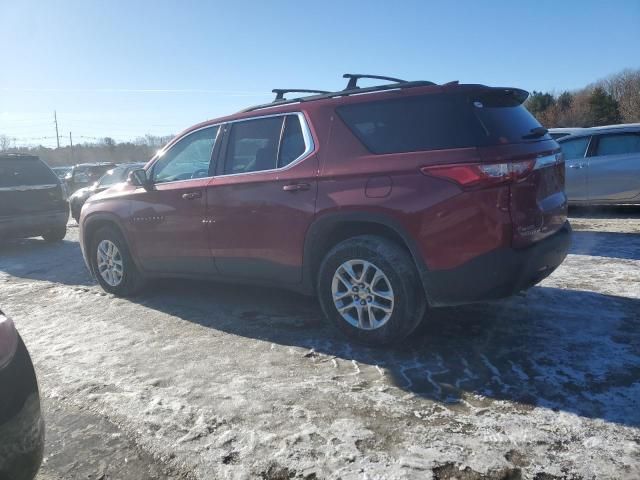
[0,135,174,167]
[526,68,640,128]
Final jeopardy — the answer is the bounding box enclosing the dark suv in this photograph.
[64,162,116,194]
[79,74,571,345]
[0,154,68,243]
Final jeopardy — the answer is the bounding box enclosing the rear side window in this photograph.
[559,137,590,160]
[595,133,640,156]
[337,91,547,154]
[278,115,306,167]
[0,157,58,188]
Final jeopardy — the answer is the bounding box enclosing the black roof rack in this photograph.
[342,73,407,90]
[240,74,438,113]
[272,89,330,101]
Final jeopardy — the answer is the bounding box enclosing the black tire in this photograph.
[90,226,145,296]
[317,235,427,346]
[42,226,67,242]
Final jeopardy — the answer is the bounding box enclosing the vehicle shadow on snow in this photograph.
[570,230,640,260]
[133,279,640,428]
[569,205,640,219]
[0,237,94,286]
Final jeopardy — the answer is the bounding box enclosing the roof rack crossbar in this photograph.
[342,73,408,90]
[272,89,330,102]
[240,78,438,113]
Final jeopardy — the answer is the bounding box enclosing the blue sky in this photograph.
[1,0,639,147]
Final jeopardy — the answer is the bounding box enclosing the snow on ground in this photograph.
[1,209,639,480]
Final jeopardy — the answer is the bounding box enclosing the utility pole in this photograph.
[69,132,74,163]
[54,110,60,148]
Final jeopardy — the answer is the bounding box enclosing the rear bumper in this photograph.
[0,209,68,239]
[423,221,572,306]
[0,335,44,480]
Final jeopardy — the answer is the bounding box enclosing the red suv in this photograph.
[79,74,571,345]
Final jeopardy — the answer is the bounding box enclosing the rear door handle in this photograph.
[568,163,586,169]
[283,183,311,192]
[182,191,202,200]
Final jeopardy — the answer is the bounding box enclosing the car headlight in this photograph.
[0,311,18,369]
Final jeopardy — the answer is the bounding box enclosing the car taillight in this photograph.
[0,312,18,369]
[420,159,536,189]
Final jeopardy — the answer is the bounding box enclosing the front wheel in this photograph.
[90,226,144,296]
[317,235,427,346]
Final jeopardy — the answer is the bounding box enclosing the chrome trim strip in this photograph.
[0,184,58,191]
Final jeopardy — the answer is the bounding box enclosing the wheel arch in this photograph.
[82,213,141,277]
[302,212,430,300]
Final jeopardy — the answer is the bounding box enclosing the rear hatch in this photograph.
[471,88,567,247]
[0,156,67,217]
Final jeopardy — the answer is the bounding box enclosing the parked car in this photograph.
[557,123,640,205]
[51,166,72,180]
[79,74,571,345]
[69,163,145,222]
[0,309,44,480]
[0,154,68,243]
[548,127,588,140]
[64,162,116,194]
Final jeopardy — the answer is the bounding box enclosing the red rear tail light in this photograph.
[421,160,535,189]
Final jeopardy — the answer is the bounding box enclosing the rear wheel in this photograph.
[90,226,144,296]
[42,226,66,242]
[317,235,427,346]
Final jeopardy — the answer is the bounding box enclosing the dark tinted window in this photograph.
[0,157,58,187]
[337,92,546,154]
[596,133,640,156]
[278,115,306,167]
[559,137,590,160]
[224,117,283,174]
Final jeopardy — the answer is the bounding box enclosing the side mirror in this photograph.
[128,169,152,190]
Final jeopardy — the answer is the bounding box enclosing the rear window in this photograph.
[0,157,58,188]
[336,91,547,154]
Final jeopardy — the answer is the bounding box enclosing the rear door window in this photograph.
[595,133,640,156]
[224,117,283,174]
[559,137,590,160]
[0,157,58,188]
[278,115,306,167]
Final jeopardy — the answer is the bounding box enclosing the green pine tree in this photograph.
[588,87,621,126]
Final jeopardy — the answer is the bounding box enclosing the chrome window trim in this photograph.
[217,112,315,178]
[144,112,314,186]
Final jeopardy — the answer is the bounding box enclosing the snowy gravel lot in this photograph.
[1,208,639,480]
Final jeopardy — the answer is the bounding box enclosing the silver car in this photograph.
[554,123,640,205]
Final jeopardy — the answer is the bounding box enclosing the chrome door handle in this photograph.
[182,191,202,200]
[283,183,311,192]
[568,163,585,169]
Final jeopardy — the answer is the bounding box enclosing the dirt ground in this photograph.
[1,207,639,480]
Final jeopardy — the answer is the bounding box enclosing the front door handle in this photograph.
[182,191,202,200]
[283,183,311,192]
[568,163,586,169]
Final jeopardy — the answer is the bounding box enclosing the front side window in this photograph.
[596,133,640,156]
[560,137,590,160]
[153,126,219,183]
